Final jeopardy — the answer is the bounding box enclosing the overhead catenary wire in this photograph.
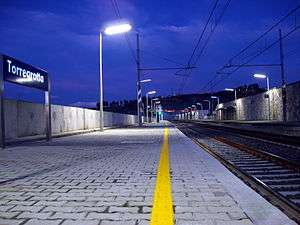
[192,0,231,67]
[186,0,220,67]
[141,49,186,67]
[224,4,300,66]
[177,0,220,93]
[200,3,300,92]
[178,0,231,93]
[206,25,300,91]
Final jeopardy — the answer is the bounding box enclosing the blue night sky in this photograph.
[0,0,299,106]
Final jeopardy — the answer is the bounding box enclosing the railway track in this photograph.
[193,120,300,147]
[174,121,300,224]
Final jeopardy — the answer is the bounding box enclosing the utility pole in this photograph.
[279,29,287,122]
[136,33,142,126]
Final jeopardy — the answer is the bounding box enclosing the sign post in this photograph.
[45,79,51,141]
[0,54,51,148]
[0,55,5,148]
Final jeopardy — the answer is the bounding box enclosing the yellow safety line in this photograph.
[150,128,174,225]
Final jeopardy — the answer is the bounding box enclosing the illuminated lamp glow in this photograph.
[147,91,156,95]
[253,74,267,79]
[140,79,152,83]
[104,23,132,35]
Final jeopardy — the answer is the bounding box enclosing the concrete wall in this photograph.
[216,81,300,121]
[3,99,138,140]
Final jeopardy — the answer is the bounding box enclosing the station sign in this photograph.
[2,55,48,91]
[0,54,51,148]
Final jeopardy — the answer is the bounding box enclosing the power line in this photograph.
[178,0,231,93]
[140,66,196,71]
[177,0,220,94]
[207,25,300,91]
[192,0,231,67]
[200,3,300,92]
[224,4,300,66]
[141,49,186,66]
[186,0,220,67]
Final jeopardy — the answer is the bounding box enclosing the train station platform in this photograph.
[0,122,296,225]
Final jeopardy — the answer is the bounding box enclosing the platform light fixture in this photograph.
[146,90,156,123]
[253,73,270,91]
[211,96,220,111]
[211,96,220,104]
[254,73,270,120]
[203,100,211,113]
[196,102,203,109]
[253,74,266,79]
[147,90,156,95]
[140,79,152,83]
[99,23,133,131]
[104,23,132,35]
[225,88,237,100]
[151,98,160,123]
[140,79,152,118]
[196,102,203,120]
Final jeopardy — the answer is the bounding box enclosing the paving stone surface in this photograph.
[0,124,295,225]
[0,127,163,225]
[169,128,254,225]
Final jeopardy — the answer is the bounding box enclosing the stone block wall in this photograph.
[286,81,300,121]
[216,81,300,121]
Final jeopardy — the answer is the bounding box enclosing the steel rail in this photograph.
[214,136,300,172]
[186,120,300,147]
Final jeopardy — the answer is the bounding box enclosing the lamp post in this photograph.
[211,96,220,120]
[140,79,151,122]
[99,23,132,131]
[211,96,220,105]
[225,88,237,101]
[151,98,159,122]
[196,102,203,110]
[191,105,196,119]
[183,108,187,120]
[254,74,270,91]
[225,88,237,120]
[146,90,156,123]
[204,100,211,117]
[196,102,203,119]
[187,106,191,120]
[254,73,271,120]
[154,100,160,122]
[211,96,220,111]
